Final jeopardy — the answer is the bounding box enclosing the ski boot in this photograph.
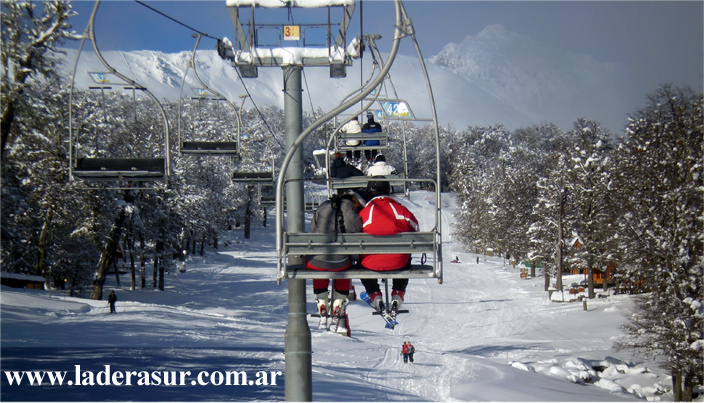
[390,290,405,319]
[348,285,357,302]
[335,313,351,337]
[330,292,350,336]
[315,295,329,330]
[367,291,385,313]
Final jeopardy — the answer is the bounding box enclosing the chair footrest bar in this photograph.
[285,265,435,279]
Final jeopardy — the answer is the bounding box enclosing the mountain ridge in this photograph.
[62,24,628,133]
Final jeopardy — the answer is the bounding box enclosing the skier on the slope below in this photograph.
[306,190,366,336]
[358,178,419,319]
[108,290,117,314]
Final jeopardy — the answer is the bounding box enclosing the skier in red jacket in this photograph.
[359,178,418,316]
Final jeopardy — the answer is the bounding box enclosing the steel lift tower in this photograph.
[219,1,358,399]
[219,0,426,400]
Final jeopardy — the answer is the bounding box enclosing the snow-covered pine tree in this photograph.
[449,125,511,255]
[496,124,565,269]
[402,123,437,182]
[1,0,78,156]
[613,85,703,401]
[564,119,616,298]
[0,67,105,292]
[529,154,569,292]
[521,124,571,289]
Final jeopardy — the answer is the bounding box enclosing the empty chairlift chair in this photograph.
[178,34,239,156]
[68,0,169,184]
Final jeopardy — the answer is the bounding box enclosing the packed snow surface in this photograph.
[1,192,673,401]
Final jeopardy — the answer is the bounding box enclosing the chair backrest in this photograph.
[281,231,441,281]
[72,157,166,180]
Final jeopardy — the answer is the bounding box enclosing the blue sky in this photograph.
[66,0,702,110]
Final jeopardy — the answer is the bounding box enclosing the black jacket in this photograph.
[330,157,364,179]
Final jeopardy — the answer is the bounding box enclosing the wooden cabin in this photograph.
[567,236,616,287]
[1,272,45,290]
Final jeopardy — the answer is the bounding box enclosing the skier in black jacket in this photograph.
[108,290,117,314]
[330,153,363,179]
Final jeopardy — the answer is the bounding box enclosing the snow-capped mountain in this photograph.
[62,25,628,133]
[430,25,629,132]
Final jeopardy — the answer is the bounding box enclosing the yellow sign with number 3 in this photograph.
[284,25,300,41]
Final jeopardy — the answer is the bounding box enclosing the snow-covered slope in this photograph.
[61,24,628,133]
[1,192,671,401]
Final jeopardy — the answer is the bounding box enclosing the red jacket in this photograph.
[360,196,419,271]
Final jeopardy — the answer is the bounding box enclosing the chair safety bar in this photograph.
[337,132,389,151]
[260,196,320,211]
[72,157,166,180]
[280,231,441,281]
[232,171,275,183]
[285,265,436,279]
[329,174,407,193]
[181,141,238,154]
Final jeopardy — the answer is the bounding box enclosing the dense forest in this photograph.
[1,1,701,399]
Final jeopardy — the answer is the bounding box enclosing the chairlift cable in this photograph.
[131,1,282,151]
[133,0,220,41]
[119,51,138,82]
[231,64,284,151]
[301,69,317,118]
[359,0,364,111]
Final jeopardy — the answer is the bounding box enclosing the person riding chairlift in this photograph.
[358,179,418,317]
[367,154,397,177]
[340,117,362,162]
[362,114,382,161]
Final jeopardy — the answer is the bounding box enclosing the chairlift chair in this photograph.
[231,139,276,184]
[178,34,240,155]
[73,157,166,180]
[284,232,438,280]
[232,169,276,183]
[282,176,441,280]
[274,1,444,285]
[68,0,170,185]
[336,130,390,152]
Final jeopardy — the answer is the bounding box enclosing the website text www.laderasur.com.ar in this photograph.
[4,365,282,387]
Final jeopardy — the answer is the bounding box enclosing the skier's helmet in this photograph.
[367,177,390,197]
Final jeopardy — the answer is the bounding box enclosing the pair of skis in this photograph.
[311,280,407,332]
[312,308,350,336]
[360,291,398,329]
[360,280,408,329]
[311,279,351,336]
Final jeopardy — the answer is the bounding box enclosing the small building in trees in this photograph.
[0,272,45,290]
[567,236,615,287]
